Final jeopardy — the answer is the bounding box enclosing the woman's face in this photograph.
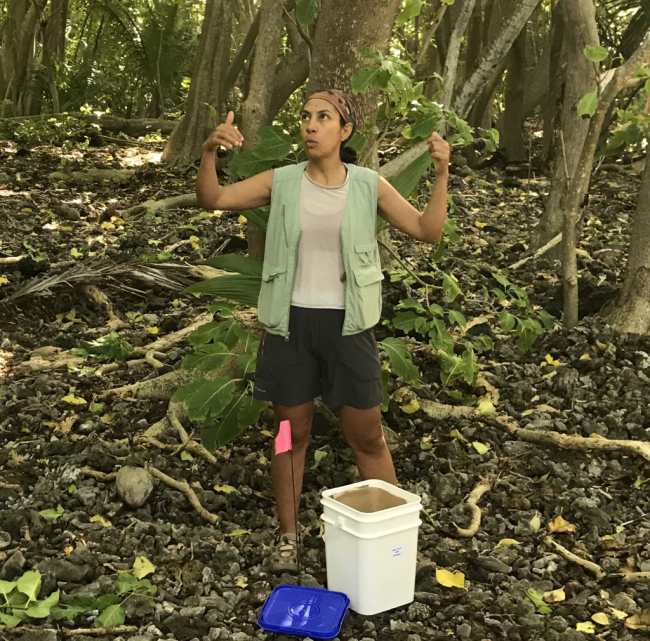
[300,98,353,159]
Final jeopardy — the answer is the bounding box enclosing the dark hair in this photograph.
[338,113,357,164]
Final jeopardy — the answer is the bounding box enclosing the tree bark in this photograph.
[162,0,232,167]
[605,158,650,334]
[542,0,565,162]
[561,32,650,327]
[41,0,69,114]
[502,23,527,161]
[241,0,285,263]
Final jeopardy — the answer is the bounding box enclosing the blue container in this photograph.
[258,585,350,639]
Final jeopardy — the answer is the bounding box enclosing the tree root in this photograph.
[82,284,128,333]
[0,480,23,495]
[119,193,198,217]
[80,467,117,482]
[95,363,120,377]
[131,312,213,357]
[0,626,139,636]
[618,572,650,583]
[454,474,496,537]
[167,403,218,464]
[147,465,219,525]
[545,536,605,580]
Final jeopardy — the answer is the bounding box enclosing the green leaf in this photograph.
[395,0,424,27]
[133,556,155,579]
[236,353,257,376]
[238,395,267,428]
[584,45,609,62]
[240,207,269,232]
[538,309,556,330]
[51,596,97,621]
[16,571,41,603]
[0,580,17,602]
[95,604,125,628]
[499,310,516,332]
[577,91,598,118]
[311,449,328,469]
[252,127,293,161]
[347,131,368,154]
[460,346,477,385]
[114,574,139,596]
[176,377,237,422]
[492,272,511,288]
[380,337,419,385]
[25,590,60,618]
[185,274,262,309]
[443,217,461,244]
[203,255,262,277]
[442,273,463,301]
[0,612,21,627]
[296,0,318,25]
[396,298,426,314]
[392,311,424,333]
[351,67,390,94]
[448,310,466,328]
[526,588,551,614]
[389,152,433,199]
[182,343,233,372]
[224,150,275,178]
[428,318,453,352]
[188,321,223,345]
[405,114,438,141]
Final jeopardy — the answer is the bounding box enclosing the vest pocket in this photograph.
[257,264,288,330]
[352,265,384,328]
[355,241,379,268]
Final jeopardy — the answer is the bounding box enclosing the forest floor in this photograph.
[0,139,649,641]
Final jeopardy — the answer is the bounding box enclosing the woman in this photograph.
[197,89,450,573]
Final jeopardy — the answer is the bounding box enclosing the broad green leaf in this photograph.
[252,127,293,161]
[405,114,438,140]
[0,612,21,627]
[114,574,139,596]
[0,580,17,601]
[460,346,476,384]
[182,343,233,372]
[584,45,609,62]
[358,48,382,61]
[380,337,419,385]
[240,208,269,232]
[352,67,390,94]
[51,597,100,621]
[25,590,60,618]
[442,273,463,301]
[188,321,222,345]
[499,310,516,332]
[204,255,262,277]
[185,274,262,309]
[187,378,237,422]
[94,604,125,628]
[443,217,461,244]
[538,309,556,329]
[296,0,318,25]
[448,310,466,328]
[396,298,426,314]
[429,318,453,352]
[224,150,274,178]
[238,395,267,428]
[526,588,551,614]
[392,311,424,333]
[577,91,598,118]
[395,0,424,27]
[311,449,328,469]
[16,571,41,603]
[492,272,511,288]
[347,132,368,154]
[236,353,257,376]
[133,556,155,579]
[389,152,433,199]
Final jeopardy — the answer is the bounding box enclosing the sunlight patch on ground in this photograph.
[0,351,12,385]
[121,149,163,167]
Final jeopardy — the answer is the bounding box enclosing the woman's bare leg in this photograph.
[271,400,314,534]
[338,404,397,484]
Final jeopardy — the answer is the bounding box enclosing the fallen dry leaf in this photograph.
[549,515,578,534]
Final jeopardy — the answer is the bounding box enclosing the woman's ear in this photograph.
[342,122,354,142]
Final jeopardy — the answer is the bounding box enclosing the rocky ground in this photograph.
[0,138,649,641]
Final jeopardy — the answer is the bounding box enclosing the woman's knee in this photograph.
[274,401,313,448]
[346,427,386,457]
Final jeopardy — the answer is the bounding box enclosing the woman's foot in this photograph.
[268,532,299,575]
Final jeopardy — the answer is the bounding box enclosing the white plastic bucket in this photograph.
[321,479,422,615]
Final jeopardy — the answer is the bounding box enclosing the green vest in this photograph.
[257,161,384,339]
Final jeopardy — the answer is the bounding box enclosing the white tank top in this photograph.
[290,167,349,309]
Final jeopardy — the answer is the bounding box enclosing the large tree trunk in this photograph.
[40,0,69,114]
[502,24,528,161]
[162,0,232,167]
[533,0,599,252]
[605,160,650,334]
[241,0,285,263]
[307,0,402,269]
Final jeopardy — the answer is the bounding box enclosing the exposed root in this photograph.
[145,351,165,369]
[0,626,139,636]
[545,536,605,580]
[454,474,496,537]
[490,415,650,464]
[619,572,650,583]
[509,232,562,270]
[130,311,213,357]
[80,467,117,482]
[167,403,218,464]
[95,363,120,377]
[0,480,23,495]
[82,284,128,332]
[119,193,198,217]
[147,465,219,525]
[15,347,85,375]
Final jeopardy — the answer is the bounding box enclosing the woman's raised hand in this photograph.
[202,111,244,152]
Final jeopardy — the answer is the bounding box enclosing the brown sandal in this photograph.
[268,532,299,575]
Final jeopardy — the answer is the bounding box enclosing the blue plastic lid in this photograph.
[258,585,350,639]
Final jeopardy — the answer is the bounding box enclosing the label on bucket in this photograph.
[390,545,405,557]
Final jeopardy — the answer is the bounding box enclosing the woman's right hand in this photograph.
[202,111,244,152]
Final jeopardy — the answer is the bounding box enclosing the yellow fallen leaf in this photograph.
[43,414,78,435]
[400,398,420,414]
[146,326,159,334]
[436,568,465,589]
[70,248,83,258]
[580,353,591,360]
[521,409,533,416]
[62,395,87,405]
[0,276,8,286]
[544,588,566,603]
[536,404,559,413]
[611,609,628,620]
[236,576,248,588]
[100,413,115,425]
[189,235,200,249]
[260,430,273,438]
[133,556,155,578]
[530,513,541,533]
[475,221,487,228]
[64,546,74,555]
[101,221,115,230]
[549,515,577,534]
[228,529,250,536]
[541,354,561,367]
[625,609,650,629]
[575,248,590,257]
[214,485,238,494]
[472,442,489,455]
[589,433,606,439]
[576,621,595,633]
[592,613,609,625]
[477,400,496,414]
[90,514,112,527]
[449,429,467,442]
[494,539,520,549]
[238,215,247,224]
[633,476,644,488]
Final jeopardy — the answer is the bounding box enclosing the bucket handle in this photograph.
[322,514,422,539]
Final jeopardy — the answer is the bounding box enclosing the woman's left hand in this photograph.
[427,132,450,176]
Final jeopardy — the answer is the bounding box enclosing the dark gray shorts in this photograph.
[253,305,383,410]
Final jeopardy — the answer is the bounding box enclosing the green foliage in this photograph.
[395,0,424,27]
[0,570,60,627]
[296,0,318,25]
[172,314,267,450]
[4,115,97,148]
[203,255,263,277]
[70,332,133,362]
[525,588,551,615]
[584,45,610,62]
[577,91,598,118]
[50,572,156,627]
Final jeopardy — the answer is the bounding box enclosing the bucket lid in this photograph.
[258,585,350,639]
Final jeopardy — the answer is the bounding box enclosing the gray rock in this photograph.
[434,474,460,505]
[1,550,25,580]
[0,531,11,550]
[18,630,57,641]
[231,633,250,641]
[610,592,639,614]
[122,594,155,618]
[0,172,10,184]
[37,559,93,583]
[127,636,154,641]
[457,623,471,639]
[116,466,154,508]
[75,486,99,507]
[475,556,512,574]
[180,605,206,618]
